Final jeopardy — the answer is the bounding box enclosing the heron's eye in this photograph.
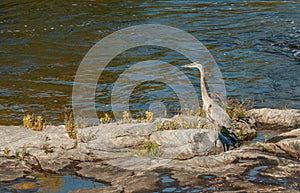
[209,104,212,108]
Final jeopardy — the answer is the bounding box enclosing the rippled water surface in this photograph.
[0,1,299,125]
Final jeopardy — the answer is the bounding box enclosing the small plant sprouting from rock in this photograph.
[145,111,153,122]
[23,114,44,131]
[34,116,44,131]
[42,142,53,154]
[21,147,27,159]
[155,116,200,131]
[3,147,10,157]
[122,111,131,123]
[133,114,144,122]
[141,141,160,156]
[263,134,268,142]
[23,114,33,128]
[282,104,289,110]
[64,108,77,139]
[15,151,19,160]
[237,129,244,141]
[155,121,163,131]
[160,121,177,130]
[100,113,111,124]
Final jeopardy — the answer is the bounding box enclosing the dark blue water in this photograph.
[0,1,299,125]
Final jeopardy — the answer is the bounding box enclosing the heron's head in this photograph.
[183,61,203,69]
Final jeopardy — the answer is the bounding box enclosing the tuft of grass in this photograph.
[161,121,177,130]
[263,134,268,143]
[154,120,163,131]
[15,151,19,160]
[122,111,131,123]
[41,142,53,154]
[130,141,161,157]
[23,114,33,128]
[145,111,153,122]
[226,98,253,120]
[133,114,144,123]
[3,147,10,157]
[23,114,44,131]
[64,108,77,139]
[282,104,289,110]
[155,117,200,131]
[33,116,44,131]
[237,129,244,141]
[142,141,160,156]
[21,147,27,160]
[100,113,111,124]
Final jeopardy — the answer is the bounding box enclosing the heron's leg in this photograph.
[214,127,218,154]
[222,143,226,152]
[214,138,217,154]
[211,122,219,154]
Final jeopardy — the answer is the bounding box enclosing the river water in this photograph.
[0,1,299,125]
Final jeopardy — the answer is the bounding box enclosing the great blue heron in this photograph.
[183,61,240,152]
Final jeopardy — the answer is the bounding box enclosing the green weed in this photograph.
[131,141,161,157]
[237,129,244,141]
[42,142,53,154]
[3,147,10,157]
[141,141,160,156]
[21,147,27,159]
[15,151,19,160]
[226,98,253,120]
[282,104,289,110]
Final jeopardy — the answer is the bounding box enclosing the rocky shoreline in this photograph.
[0,108,299,192]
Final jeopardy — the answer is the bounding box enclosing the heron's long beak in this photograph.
[182,62,195,68]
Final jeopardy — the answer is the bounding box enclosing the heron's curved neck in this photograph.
[198,66,210,103]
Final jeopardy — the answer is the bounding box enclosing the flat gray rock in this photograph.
[69,186,122,193]
[0,112,300,192]
[247,108,300,129]
[82,123,155,151]
[151,129,217,159]
[0,158,31,182]
[76,162,133,183]
[106,156,171,170]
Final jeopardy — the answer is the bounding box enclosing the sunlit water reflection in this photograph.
[0,1,299,125]
[0,174,104,193]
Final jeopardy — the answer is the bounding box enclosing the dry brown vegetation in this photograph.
[23,114,44,131]
[64,108,77,139]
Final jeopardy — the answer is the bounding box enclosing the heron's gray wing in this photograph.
[210,102,233,129]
